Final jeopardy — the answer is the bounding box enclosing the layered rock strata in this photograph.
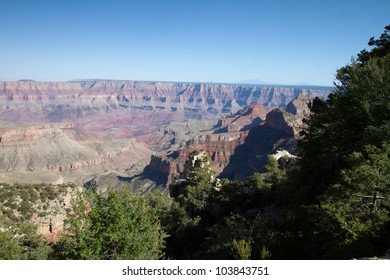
[145,93,315,182]
[0,80,331,121]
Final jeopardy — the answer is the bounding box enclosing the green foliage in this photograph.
[184,151,215,186]
[0,215,52,260]
[29,190,39,203]
[358,25,390,62]
[263,155,285,186]
[162,150,221,259]
[18,200,32,217]
[299,26,390,200]
[16,222,52,260]
[0,183,78,260]
[231,239,252,260]
[56,188,167,260]
[259,246,272,260]
[0,183,74,223]
[0,230,26,260]
[185,182,213,213]
[162,150,285,260]
[181,150,216,217]
[203,213,275,260]
[289,25,390,259]
[308,144,390,258]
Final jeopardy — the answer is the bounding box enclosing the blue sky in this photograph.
[1,0,389,86]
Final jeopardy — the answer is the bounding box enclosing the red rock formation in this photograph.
[217,104,271,133]
[174,132,249,175]
[143,92,316,182]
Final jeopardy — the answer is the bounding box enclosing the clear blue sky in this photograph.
[1,0,389,86]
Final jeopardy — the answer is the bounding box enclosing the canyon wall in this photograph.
[145,93,314,182]
[0,80,331,121]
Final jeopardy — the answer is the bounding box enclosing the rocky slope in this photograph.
[0,122,152,185]
[0,182,80,241]
[144,93,314,183]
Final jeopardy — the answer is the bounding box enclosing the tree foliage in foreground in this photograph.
[55,188,167,260]
[0,215,51,260]
[299,25,390,199]
[290,25,390,258]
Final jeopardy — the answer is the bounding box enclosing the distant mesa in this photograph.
[17,79,35,82]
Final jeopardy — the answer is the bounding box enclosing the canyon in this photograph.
[0,80,332,190]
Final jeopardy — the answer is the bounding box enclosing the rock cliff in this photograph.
[215,104,271,133]
[219,98,309,180]
[144,92,315,182]
[0,80,331,122]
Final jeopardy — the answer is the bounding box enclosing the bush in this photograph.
[29,191,39,203]
[18,201,32,217]
[56,189,167,260]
